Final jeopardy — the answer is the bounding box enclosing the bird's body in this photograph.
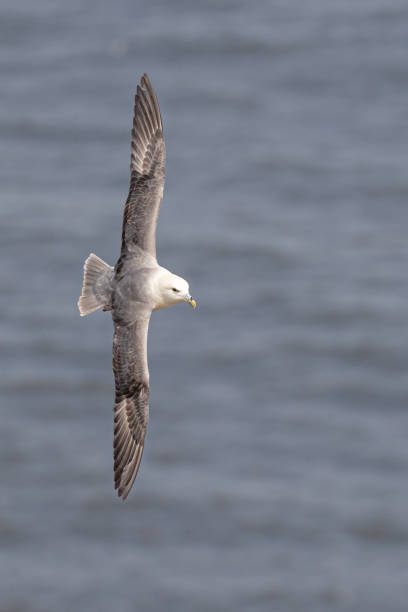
[78,74,195,500]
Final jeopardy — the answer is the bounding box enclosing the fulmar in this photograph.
[78,74,196,500]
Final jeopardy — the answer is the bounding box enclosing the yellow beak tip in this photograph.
[190,300,197,309]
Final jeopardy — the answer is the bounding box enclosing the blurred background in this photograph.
[1,0,408,610]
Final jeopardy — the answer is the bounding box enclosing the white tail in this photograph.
[78,253,114,316]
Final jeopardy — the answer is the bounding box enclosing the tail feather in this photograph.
[78,253,114,316]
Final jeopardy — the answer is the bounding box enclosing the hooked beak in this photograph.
[186,294,197,309]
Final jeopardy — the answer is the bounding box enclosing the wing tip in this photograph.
[136,73,162,131]
[130,73,163,174]
[115,443,145,500]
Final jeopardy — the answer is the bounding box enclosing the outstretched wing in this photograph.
[112,312,151,500]
[121,73,165,259]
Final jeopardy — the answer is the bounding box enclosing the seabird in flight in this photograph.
[78,74,196,500]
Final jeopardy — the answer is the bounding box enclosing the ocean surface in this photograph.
[1,1,408,610]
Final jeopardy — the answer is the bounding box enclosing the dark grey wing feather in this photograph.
[112,312,151,500]
[121,74,165,258]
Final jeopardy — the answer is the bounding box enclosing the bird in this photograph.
[78,74,196,500]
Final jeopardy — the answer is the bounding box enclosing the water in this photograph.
[1,1,408,610]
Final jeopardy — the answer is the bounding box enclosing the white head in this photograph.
[153,269,196,311]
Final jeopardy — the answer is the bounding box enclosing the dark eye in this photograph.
[172,288,179,293]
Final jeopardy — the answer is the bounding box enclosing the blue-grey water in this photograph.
[1,1,408,610]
